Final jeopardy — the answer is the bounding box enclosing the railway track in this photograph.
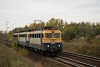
[51,56,95,67]
[56,51,100,67]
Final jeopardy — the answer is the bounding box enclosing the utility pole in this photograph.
[6,21,9,40]
[6,21,9,33]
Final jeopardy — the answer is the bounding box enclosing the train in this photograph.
[13,26,62,55]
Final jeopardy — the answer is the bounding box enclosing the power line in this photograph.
[54,0,99,17]
[8,23,15,29]
[42,0,99,20]
[70,11,100,22]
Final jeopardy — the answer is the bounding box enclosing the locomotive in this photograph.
[13,26,62,55]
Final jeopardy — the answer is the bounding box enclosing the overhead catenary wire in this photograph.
[55,0,99,16]
[75,11,100,21]
[42,0,100,20]
[8,23,15,29]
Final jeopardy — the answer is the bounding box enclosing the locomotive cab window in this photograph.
[45,33,52,38]
[54,33,60,38]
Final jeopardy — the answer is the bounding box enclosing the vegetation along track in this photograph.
[1,40,100,67]
[58,51,100,67]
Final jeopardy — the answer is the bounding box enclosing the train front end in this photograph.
[42,28,62,54]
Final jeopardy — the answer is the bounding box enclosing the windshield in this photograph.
[45,33,52,38]
[54,33,60,38]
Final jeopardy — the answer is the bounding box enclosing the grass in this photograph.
[62,38,100,58]
[0,43,35,67]
[0,42,67,67]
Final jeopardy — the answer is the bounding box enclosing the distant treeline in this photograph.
[9,18,100,41]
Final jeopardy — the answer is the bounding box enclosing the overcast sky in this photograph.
[0,0,100,31]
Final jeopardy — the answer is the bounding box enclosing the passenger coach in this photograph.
[13,26,62,55]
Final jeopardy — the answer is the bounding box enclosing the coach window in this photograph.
[21,35,22,37]
[34,34,35,38]
[22,34,23,37]
[30,34,31,38]
[14,35,17,37]
[25,34,26,37]
[37,34,38,38]
[22,35,23,37]
[30,34,31,37]
[31,34,33,38]
[38,34,39,38]
[31,34,33,37]
[31,34,34,38]
[35,34,37,38]
[36,34,38,38]
[20,35,21,37]
[39,34,40,38]
[23,34,24,37]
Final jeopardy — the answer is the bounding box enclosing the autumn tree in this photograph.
[63,26,78,40]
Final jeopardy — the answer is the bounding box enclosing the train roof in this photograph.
[30,30,42,34]
[13,33,18,35]
[13,26,60,34]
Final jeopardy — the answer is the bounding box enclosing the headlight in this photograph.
[47,45,49,47]
[58,45,60,47]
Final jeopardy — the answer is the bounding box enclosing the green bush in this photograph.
[11,43,28,56]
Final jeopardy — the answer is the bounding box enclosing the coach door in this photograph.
[27,33,30,46]
[18,33,20,43]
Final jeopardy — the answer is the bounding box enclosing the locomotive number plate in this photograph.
[50,39,55,44]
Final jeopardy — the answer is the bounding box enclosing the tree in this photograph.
[57,19,64,31]
[40,21,45,27]
[94,26,100,36]
[0,31,3,39]
[64,21,68,29]
[46,18,56,26]
[63,26,78,40]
